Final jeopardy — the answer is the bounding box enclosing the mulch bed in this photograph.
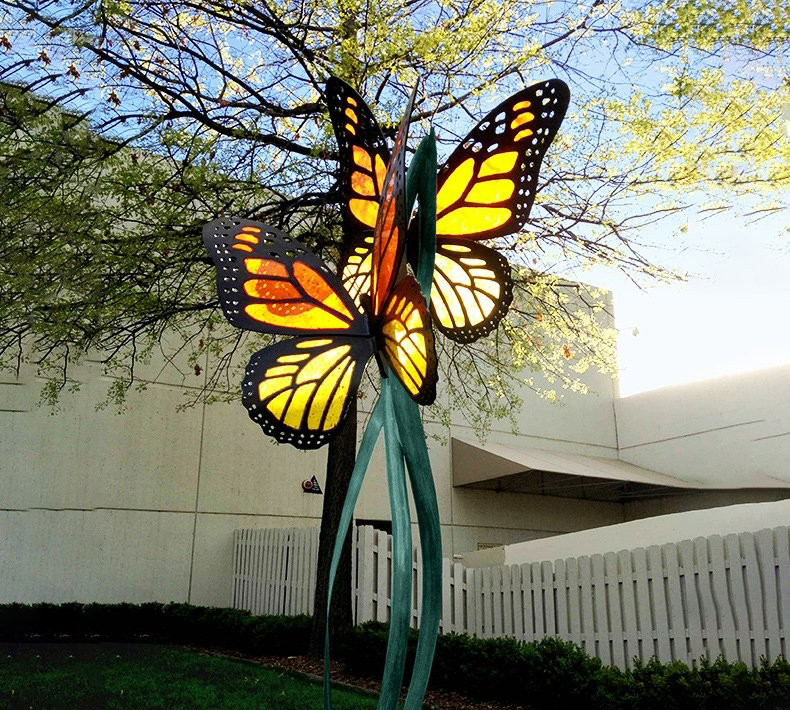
[228,652,528,710]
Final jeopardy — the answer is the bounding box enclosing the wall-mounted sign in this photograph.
[302,476,322,494]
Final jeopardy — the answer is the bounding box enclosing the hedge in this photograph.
[2,603,788,709]
[0,602,310,657]
[336,622,790,710]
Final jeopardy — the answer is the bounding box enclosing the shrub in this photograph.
[1,603,788,709]
[0,601,311,656]
[335,621,790,710]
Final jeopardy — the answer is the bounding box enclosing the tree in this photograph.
[1,0,788,654]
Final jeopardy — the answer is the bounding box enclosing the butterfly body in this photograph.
[327,77,569,344]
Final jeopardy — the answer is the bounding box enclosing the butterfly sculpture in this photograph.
[203,87,437,450]
[203,76,571,710]
[326,76,569,343]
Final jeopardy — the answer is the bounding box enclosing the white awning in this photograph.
[451,436,705,501]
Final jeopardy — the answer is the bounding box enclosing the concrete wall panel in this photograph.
[9,308,790,608]
[450,488,623,545]
[450,525,553,556]
[0,380,202,511]
[354,422,453,525]
[616,365,790,488]
[198,400,327,517]
[449,371,618,450]
[105,331,209,391]
[615,365,790,449]
[188,513,314,608]
[0,509,193,603]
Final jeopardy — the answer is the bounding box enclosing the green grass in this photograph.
[0,643,380,710]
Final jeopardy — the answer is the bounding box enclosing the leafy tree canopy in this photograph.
[0,0,787,422]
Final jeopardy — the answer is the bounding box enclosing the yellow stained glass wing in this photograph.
[430,239,513,343]
[242,335,374,449]
[380,275,438,405]
[326,78,391,308]
[340,233,374,308]
[434,79,569,240]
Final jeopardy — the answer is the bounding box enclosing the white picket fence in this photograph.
[231,524,790,669]
[232,526,320,617]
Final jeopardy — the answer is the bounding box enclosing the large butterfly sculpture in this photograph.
[326,76,570,343]
[203,88,437,450]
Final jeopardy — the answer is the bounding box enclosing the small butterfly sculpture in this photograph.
[326,76,570,343]
[203,87,437,450]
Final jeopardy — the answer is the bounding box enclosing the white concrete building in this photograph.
[2,317,789,607]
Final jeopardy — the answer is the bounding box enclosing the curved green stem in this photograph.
[323,396,385,710]
[377,379,413,710]
[325,127,440,710]
[391,379,442,710]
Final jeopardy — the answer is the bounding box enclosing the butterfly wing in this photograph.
[326,78,391,307]
[433,79,569,239]
[203,218,368,336]
[418,79,568,342]
[242,335,374,449]
[370,84,416,316]
[380,275,438,405]
[430,240,513,343]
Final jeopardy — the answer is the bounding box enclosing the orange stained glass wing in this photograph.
[380,275,438,405]
[371,171,403,315]
[429,239,513,343]
[326,77,392,309]
[242,335,374,449]
[203,218,369,337]
[433,79,569,240]
[370,84,416,316]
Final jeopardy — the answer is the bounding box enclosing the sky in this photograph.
[582,213,790,397]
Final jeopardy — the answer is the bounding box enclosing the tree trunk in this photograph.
[308,397,357,657]
[309,13,360,654]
